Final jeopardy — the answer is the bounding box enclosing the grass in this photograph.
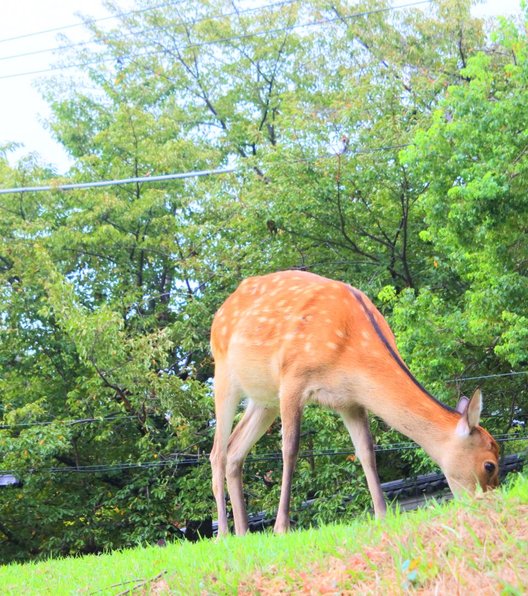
[1,474,527,595]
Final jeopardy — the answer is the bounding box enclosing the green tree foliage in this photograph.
[1,1,527,562]
[397,9,528,408]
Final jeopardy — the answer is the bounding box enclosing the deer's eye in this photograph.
[484,461,496,474]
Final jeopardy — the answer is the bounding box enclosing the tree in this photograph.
[396,6,528,421]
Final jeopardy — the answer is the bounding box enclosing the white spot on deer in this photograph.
[326,342,338,350]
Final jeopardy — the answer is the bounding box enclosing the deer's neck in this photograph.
[357,373,458,466]
[348,288,459,465]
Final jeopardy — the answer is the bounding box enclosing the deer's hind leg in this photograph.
[210,364,242,536]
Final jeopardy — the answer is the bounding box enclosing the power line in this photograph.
[0,0,299,64]
[0,364,525,431]
[0,0,187,46]
[1,434,526,475]
[0,143,412,195]
[177,0,433,53]
[0,167,236,195]
[245,434,528,463]
[446,370,528,383]
[0,413,136,429]
[290,144,411,165]
[0,1,433,81]
[0,39,94,64]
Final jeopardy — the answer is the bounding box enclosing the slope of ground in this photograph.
[0,474,526,595]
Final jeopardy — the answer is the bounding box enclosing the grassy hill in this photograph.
[1,474,526,595]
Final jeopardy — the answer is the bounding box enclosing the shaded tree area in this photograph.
[0,0,527,562]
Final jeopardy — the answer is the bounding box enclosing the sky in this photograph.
[0,0,524,175]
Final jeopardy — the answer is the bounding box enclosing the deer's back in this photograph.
[211,271,402,405]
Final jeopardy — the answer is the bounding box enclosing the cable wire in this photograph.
[1,370,526,430]
[1,434,526,475]
[0,0,188,45]
[0,143,412,195]
[0,0,300,63]
[0,1,433,81]
[0,167,236,195]
[446,370,528,383]
[0,413,137,429]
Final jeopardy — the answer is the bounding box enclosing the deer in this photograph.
[209,270,499,535]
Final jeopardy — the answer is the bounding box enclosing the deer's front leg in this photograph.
[226,402,278,536]
[274,387,303,534]
[340,406,386,518]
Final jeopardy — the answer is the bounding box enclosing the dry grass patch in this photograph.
[239,491,528,595]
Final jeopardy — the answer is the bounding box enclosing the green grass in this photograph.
[1,474,527,595]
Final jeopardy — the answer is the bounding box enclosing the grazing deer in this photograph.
[210,271,499,535]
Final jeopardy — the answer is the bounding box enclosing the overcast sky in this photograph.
[0,0,524,175]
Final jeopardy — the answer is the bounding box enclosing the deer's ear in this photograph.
[456,388,482,437]
[467,388,483,429]
[455,395,470,414]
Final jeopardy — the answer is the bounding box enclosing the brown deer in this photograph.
[210,271,499,535]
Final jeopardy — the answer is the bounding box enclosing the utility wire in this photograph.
[0,0,188,45]
[1,434,526,475]
[0,1,433,81]
[0,413,137,429]
[446,370,528,383]
[0,167,236,195]
[0,143,411,195]
[0,0,300,63]
[1,370,526,430]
